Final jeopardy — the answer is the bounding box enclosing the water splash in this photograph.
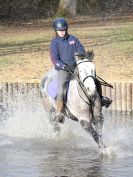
[0,88,133,157]
[0,88,54,139]
[102,112,133,158]
[0,88,94,150]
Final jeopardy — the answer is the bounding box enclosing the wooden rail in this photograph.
[102,83,132,113]
[0,82,132,113]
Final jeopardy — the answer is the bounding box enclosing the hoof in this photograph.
[99,146,117,159]
[99,144,106,150]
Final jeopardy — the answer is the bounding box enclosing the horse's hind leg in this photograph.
[80,119,104,148]
[49,107,61,133]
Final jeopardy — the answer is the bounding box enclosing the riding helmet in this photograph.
[53,18,68,31]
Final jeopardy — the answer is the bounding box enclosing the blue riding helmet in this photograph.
[53,18,68,31]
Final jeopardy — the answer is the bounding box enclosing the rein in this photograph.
[68,59,113,106]
[69,61,94,106]
[77,80,92,106]
[96,75,113,88]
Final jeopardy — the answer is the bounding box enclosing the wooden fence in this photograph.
[102,83,133,113]
[0,82,133,113]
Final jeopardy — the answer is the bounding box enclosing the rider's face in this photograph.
[56,30,66,37]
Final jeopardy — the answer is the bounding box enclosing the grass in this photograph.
[0,20,132,82]
[0,56,14,67]
[71,22,133,53]
[0,29,52,56]
[0,21,132,59]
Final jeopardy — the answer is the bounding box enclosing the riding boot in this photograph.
[101,96,112,108]
[96,78,112,108]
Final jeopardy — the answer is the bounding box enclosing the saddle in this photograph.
[47,76,69,105]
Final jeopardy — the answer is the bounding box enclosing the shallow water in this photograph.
[0,90,133,177]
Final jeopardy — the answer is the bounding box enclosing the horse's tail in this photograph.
[40,76,48,98]
[40,76,53,112]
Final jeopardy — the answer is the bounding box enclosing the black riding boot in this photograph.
[101,96,112,108]
[95,78,112,108]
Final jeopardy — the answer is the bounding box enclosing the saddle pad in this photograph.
[48,79,58,99]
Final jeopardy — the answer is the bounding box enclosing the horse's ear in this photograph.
[86,50,94,61]
[75,52,86,61]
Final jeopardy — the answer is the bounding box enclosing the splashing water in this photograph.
[0,89,52,139]
[101,112,133,158]
[0,87,133,158]
[0,87,133,177]
[0,87,96,149]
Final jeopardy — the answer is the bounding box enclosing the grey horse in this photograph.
[40,53,105,149]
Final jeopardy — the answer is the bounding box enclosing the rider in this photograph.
[50,18,112,114]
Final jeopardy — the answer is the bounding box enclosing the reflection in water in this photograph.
[38,147,103,177]
[0,89,133,177]
[0,139,103,177]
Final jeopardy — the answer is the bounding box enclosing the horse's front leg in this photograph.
[92,94,105,148]
[49,107,65,133]
[80,119,101,147]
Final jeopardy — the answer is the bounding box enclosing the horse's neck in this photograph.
[66,79,91,120]
[67,79,90,106]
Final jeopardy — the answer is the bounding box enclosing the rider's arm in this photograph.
[50,40,65,70]
[75,37,86,55]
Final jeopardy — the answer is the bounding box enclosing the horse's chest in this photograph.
[67,80,90,119]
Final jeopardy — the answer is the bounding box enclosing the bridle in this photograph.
[82,75,95,85]
[76,59,96,83]
[69,59,113,105]
[69,59,95,105]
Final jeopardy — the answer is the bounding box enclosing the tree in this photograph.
[0,0,12,18]
[57,0,78,17]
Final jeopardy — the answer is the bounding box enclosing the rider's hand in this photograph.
[63,65,71,72]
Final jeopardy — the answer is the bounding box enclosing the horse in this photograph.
[40,52,105,149]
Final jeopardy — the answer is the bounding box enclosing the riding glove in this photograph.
[63,65,71,72]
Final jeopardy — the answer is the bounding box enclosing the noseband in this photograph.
[82,75,95,84]
[76,59,96,84]
[69,59,96,106]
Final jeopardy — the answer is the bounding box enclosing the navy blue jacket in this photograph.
[50,35,85,70]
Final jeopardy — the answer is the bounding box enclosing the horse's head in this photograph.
[75,51,96,96]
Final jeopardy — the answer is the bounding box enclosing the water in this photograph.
[0,89,133,177]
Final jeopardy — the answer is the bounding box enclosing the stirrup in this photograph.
[101,96,112,108]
